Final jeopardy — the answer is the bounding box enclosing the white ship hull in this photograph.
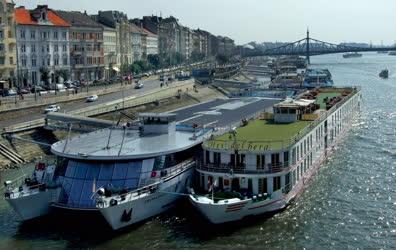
[6,187,60,220]
[99,167,193,230]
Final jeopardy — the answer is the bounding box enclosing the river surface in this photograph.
[0,53,395,249]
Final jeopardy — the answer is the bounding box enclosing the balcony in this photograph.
[197,162,290,175]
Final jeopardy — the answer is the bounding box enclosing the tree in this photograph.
[147,54,160,69]
[216,54,230,65]
[39,67,50,85]
[191,51,205,62]
[55,69,69,82]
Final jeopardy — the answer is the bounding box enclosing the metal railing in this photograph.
[197,161,290,175]
[96,159,195,208]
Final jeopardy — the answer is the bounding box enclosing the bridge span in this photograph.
[250,30,396,63]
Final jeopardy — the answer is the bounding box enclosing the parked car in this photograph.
[134,82,144,89]
[5,89,17,96]
[44,104,60,113]
[86,95,98,102]
[31,86,45,93]
[18,88,30,94]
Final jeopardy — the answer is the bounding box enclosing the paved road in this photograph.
[0,79,179,129]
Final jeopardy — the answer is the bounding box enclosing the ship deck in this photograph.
[204,119,312,151]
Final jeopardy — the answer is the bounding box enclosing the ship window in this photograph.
[113,162,129,179]
[285,173,290,193]
[289,108,296,114]
[86,165,100,179]
[257,155,265,169]
[258,178,267,193]
[283,151,289,166]
[65,161,77,177]
[99,163,115,180]
[74,162,89,178]
[273,176,281,191]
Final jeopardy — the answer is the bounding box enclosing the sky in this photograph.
[16,0,396,45]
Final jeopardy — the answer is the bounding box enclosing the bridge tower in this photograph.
[306,29,310,64]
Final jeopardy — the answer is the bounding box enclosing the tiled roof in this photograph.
[56,10,102,28]
[15,7,70,27]
[143,28,157,37]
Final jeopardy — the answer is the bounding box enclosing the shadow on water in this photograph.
[13,209,149,248]
[154,200,281,242]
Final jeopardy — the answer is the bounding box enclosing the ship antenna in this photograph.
[118,126,127,156]
[62,123,73,153]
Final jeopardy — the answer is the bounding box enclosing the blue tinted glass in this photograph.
[99,163,114,180]
[111,179,125,189]
[126,161,142,179]
[79,180,95,208]
[74,162,89,178]
[125,179,139,189]
[112,162,129,179]
[86,164,100,180]
[68,179,84,207]
[65,161,77,177]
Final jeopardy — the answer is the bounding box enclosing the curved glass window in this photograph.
[56,159,144,208]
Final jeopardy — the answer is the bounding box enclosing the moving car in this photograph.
[86,95,98,102]
[134,82,144,89]
[44,104,60,113]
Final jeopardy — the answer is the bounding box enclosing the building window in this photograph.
[9,57,13,65]
[0,57,4,65]
[62,57,68,65]
[31,31,36,39]
[0,31,3,39]
[54,44,58,52]
[62,32,67,39]
[54,57,59,66]
[21,58,27,67]
[47,57,51,66]
[0,44,4,52]
[54,31,58,39]
[32,72,37,84]
[62,44,67,52]
[47,44,50,53]
[20,44,26,53]
[31,58,36,67]
[20,30,25,39]
[32,44,36,53]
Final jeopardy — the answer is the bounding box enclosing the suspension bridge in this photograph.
[250,30,396,63]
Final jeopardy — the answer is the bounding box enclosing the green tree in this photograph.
[148,54,160,69]
[39,67,50,85]
[216,54,230,65]
[55,69,69,82]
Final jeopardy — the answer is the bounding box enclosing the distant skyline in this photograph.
[15,0,396,45]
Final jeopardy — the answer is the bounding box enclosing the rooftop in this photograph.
[51,127,209,160]
[315,91,342,109]
[204,119,311,151]
[56,10,102,28]
[15,6,70,27]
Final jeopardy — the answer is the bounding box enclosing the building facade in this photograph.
[57,10,104,81]
[15,5,70,87]
[0,0,17,89]
[158,16,181,57]
[102,24,118,78]
[96,11,131,72]
[179,26,192,60]
[130,23,142,62]
[143,28,158,56]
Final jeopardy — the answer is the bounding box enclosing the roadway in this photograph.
[0,78,176,129]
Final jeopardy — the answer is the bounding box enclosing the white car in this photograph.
[86,95,98,102]
[44,104,60,113]
[134,83,144,89]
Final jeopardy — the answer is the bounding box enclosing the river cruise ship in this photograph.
[189,87,362,224]
[4,113,212,230]
[302,68,334,88]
